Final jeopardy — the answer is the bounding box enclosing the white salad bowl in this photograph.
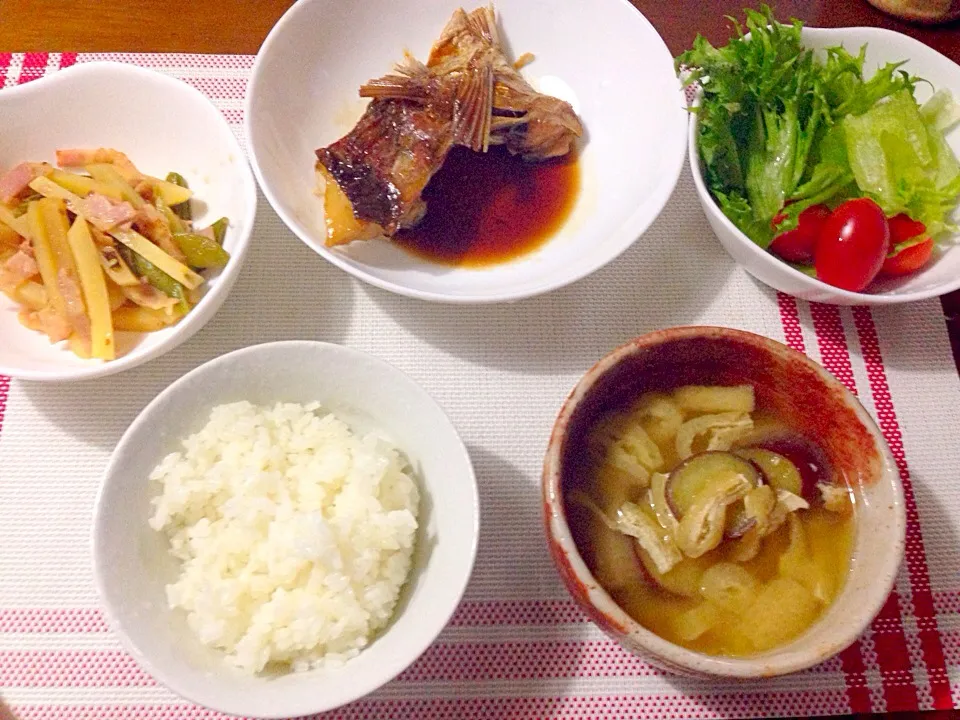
[690,27,960,305]
[0,61,257,380]
[246,0,687,303]
[93,341,479,718]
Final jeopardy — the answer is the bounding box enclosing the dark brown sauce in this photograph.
[394,145,581,267]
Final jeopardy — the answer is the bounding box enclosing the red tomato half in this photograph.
[769,204,831,264]
[880,213,933,277]
[887,213,926,244]
[815,198,890,292]
[881,237,933,276]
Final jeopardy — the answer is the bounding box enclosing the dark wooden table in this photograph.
[0,1,957,718]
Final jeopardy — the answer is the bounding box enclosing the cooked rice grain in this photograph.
[149,401,419,673]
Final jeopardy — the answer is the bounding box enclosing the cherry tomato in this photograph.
[769,204,831,264]
[880,213,933,277]
[887,213,926,244]
[882,237,933,276]
[815,198,890,292]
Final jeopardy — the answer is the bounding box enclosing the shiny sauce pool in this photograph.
[394,145,581,266]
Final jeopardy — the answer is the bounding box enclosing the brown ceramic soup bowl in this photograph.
[542,326,905,677]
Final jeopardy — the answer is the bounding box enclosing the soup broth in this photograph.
[566,385,855,657]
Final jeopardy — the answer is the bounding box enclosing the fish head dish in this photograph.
[543,326,906,677]
[93,341,479,717]
[247,0,688,302]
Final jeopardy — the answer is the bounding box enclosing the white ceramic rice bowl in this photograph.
[93,341,479,718]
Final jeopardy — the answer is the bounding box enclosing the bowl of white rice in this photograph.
[93,341,479,718]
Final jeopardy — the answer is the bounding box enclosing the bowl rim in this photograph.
[244,0,689,304]
[0,60,258,382]
[687,25,960,306]
[542,325,907,677]
[91,340,480,717]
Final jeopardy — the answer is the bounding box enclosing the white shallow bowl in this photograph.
[0,61,257,380]
[247,0,687,303]
[690,27,960,305]
[93,341,479,718]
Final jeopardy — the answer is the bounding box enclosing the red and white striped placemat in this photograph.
[0,52,958,720]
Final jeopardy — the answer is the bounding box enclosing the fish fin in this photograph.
[513,52,535,70]
[359,55,440,101]
[490,115,526,131]
[396,51,429,77]
[452,58,494,152]
[429,8,470,65]
[466,5,500,48]
[359,74,432,101]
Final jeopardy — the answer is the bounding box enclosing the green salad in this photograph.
[677,6,960,292]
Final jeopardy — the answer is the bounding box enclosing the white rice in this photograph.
[148,401,419,674]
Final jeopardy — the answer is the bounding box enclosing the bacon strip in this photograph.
[0,162,51,203]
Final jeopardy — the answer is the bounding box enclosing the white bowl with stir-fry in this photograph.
[543,326,905,677]
[0,62,256,381]
[247,0,687,302]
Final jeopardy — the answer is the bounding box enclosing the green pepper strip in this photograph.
[164,171,192,221]
[130,252,190,313]
[173,232,230,269]
[155,196,186,234]
[210,217,228,245]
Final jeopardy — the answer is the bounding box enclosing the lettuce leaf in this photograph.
[820,46,914,118]
[776,123,856,235]
[715,189,776,247]
[677,5,955,249]
[921,89,960,133]
[844,89,960,236]
[679,7,825,235]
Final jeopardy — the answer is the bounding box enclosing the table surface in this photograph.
[0,1,958,719]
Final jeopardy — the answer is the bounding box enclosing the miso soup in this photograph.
[566,384,855,657]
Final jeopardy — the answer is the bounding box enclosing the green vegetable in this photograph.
[820,46,914,119]
[678,7,830,245]
[887,232,931,258]
[787,261,818,278]
[783,124,857,224]
[164,172,192,221]
[677,5,959,249]
[209,217,228,245]
[154,195,186,234]
[174,232,230,269]
[130,252,189,313]
[844,89,960,236]
[114,242,138,271]
[921,89,960,133]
